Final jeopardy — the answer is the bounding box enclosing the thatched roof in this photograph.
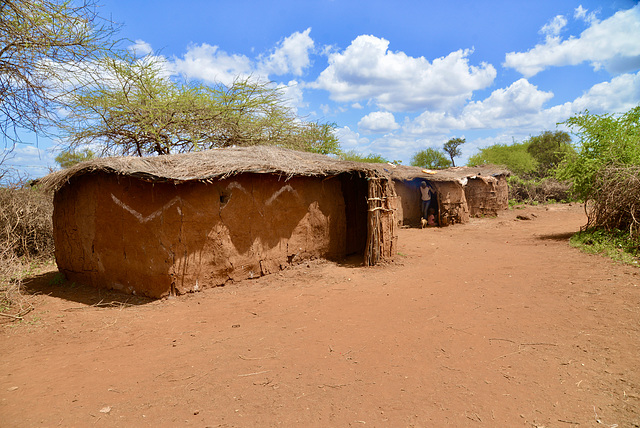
[38,146,381,192]
[369,163,510,183]
[38,146,510,192]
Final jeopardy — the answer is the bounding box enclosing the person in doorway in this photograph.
[427,208,438,227]
[420,181,433,220]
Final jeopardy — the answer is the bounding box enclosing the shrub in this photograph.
[507,176,571,204]
[0,185,54,319]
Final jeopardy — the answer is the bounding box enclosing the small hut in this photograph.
[385,164,510,227]
[40,147,397,298]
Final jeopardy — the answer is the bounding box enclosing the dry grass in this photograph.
[0,184,54,320]
[587,165,640,239]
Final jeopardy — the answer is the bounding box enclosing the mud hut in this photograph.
[384,164,509,227]
[40,146,397,298]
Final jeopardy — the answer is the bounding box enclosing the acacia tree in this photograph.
[59,53,340,156]
[410,148,452,169]
[443,137,465,167]
[0,0,116,141]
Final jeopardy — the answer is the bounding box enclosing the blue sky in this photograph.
[7,0,640,178]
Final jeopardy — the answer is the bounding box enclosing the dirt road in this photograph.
[1,204,639,427]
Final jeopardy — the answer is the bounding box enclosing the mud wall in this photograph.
[464,175,509,217]
[53,172,347,297]
[432,181,469,226]
[394,179,469,227]
[394,179,422,226]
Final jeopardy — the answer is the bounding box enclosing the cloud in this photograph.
[170,29,314,86]
[540,15,567,38]
[335,126,370,152]
[405,78,554,134]
[277,80,305,112]
[312,35,496,112]
[171,43,254,85]
[258,28,314,76]
[505,5,640,77]
[574,5,599,25]
[358,111,400,134]
[129,40,154,56]
[400,71,640,147]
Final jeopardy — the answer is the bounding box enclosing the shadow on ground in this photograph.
[22,270,154,306]
[536,231,576,241]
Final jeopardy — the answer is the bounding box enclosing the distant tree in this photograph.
[557,106,640,200]
[0,0,117,141]
[54,148,96,169]
[410,148,452,169]
[443,137,465,167]
[59,53,340,156]
[467,141,537,176]
[339,150,389,163]
[525,131,574,176]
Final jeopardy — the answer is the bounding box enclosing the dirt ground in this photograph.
[1,203,639,427]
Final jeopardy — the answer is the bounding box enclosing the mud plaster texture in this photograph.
[464,176,509,217]
[53,172,347,298]
[395,179,471,227]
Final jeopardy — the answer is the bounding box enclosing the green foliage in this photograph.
[525,130,574,176]
[467,141,537,176]
[59,53,340,157]
[410,148,452,169]
[556,106,640,200]
[54,148,96,169]
[570,228,640,266]
[443,137,465,167]
[339,150,389,163]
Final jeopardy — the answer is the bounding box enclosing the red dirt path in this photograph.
[1,204,639,427]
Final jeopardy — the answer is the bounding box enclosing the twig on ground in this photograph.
[238,370,270,377]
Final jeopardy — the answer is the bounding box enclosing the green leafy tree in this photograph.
[525,130,574,176]
[443,137,465,167]
[410,148,452,169]
[339,150,389,163]
[467,141,537,176]
[54,148,96,169]
[59,53,339,156]
[557,106,640,200]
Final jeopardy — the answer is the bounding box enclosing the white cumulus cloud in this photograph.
[171,43,254,85]
[258,28,314,76]
[405,79,554,134]
[170,29,314,86]
[313,35,496,112]
[505,4,640,77]
[358,111,400,134]
[540,15,567,38]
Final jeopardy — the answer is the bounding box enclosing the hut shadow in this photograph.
[335,253,366,268]
[21,270,154,306]
[537,231,576,242]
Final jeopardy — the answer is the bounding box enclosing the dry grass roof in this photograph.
[38,146,510,191]
[39,146,380,191]
[382,163,510,182]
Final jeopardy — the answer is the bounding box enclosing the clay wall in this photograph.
[53,172,347,297]
[464,175,509,217]
[394,179,469,227]
[432,181,469,226]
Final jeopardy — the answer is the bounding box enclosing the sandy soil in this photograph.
[1,204,639,427]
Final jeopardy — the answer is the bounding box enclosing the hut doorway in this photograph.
[340,173,369,258]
